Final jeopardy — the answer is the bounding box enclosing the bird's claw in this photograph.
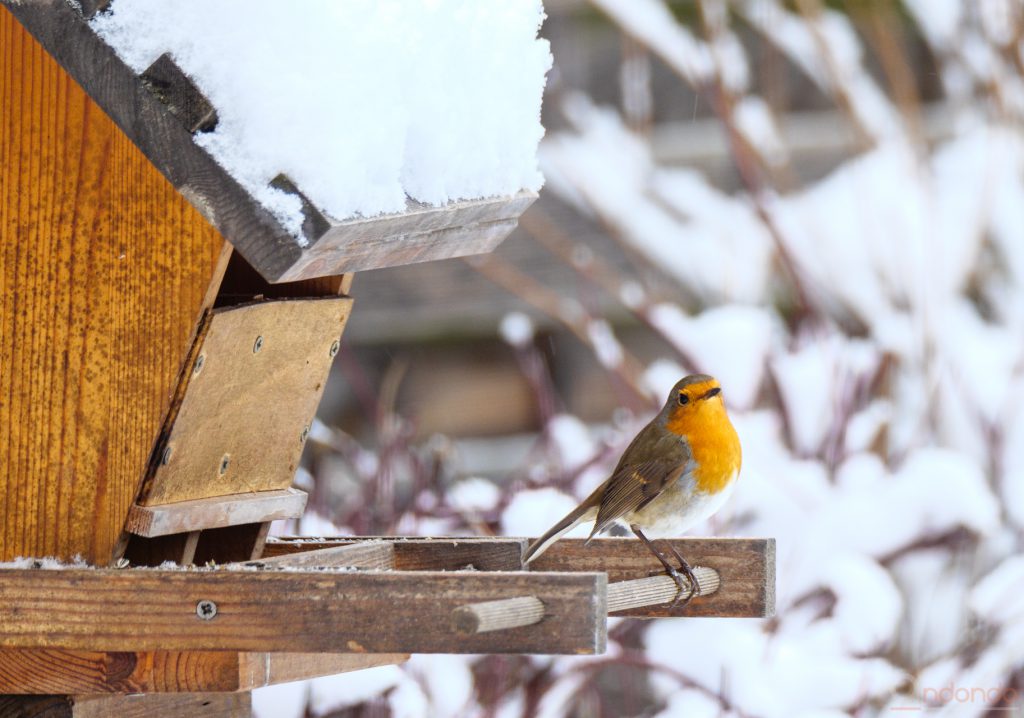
[646,544,700,610]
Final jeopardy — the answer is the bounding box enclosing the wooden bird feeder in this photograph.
[0,2,775,716]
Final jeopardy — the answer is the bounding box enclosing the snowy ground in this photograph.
[258,1,1023,716]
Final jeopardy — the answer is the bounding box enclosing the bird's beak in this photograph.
[702,387,721,400]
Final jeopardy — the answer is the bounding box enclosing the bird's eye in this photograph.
[678,393,689,406]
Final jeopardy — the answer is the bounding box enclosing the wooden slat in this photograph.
[0,568,606,654]
[140,298,351,505]
[71,693,250,718]
[126,489,308,537]
[262,537,526,572]
[530,538,775,618]
[244,542,394,570]
[0,6,226,564]
[140,53,218,134]
[276,192,537,280]
[235,652,408,690]
[4,2,533,281]
[0,649,407,694]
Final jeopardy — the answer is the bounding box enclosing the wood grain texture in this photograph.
[276,192,538,280]
[140,53,218,134]
[0,696,71,718]
[0,7,226,564]
[3,2,533,281]
[0,567,606,654]
[244,541,395,570]
[262,538,526,572]
[126,489,308,537]
[530,538,775,618]
[0,649,407,693]
[140,298,351,505]
[71,693,250,718]
[235,652,408,689]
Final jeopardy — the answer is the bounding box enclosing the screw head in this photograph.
[253,335,264,353]
[329,339,340,358]
[300,425,310,444]
[161,445,173,465]
[193,354,205,375]
[218,454,230,476]
[196,600,218,620]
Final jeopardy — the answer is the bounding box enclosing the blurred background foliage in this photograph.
[258,1,1024,716]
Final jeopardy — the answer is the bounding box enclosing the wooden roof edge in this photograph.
[4,0,537,282]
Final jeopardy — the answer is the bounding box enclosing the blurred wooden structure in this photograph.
[0,2,773,716]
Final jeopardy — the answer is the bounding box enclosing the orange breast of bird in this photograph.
[666,398,742,495]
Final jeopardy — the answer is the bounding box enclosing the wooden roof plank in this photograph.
[2,0,534,281]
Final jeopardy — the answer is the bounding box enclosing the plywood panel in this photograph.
[139,298,351,505]
[0,7,226,563]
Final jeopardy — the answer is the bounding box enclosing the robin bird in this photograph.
[522,374,741,607]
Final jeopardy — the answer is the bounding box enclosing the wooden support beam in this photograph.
[126,490,307,538]
[0,567,606,654]
[530,538,775,618]
[0,649,407,694]
[262,537,526,572]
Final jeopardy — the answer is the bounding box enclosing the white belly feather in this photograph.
[624,469,738,538]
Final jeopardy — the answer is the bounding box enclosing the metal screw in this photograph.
[196,600,217,620]
[218,454,230,476]
[193,354,205,375]
[253,335,264,353]
[161,446,173,465]
[300,425,310,444]
[329,339,340,358]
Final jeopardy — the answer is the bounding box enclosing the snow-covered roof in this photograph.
[6,0,549,281]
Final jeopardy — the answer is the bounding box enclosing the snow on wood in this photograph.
[91,1,552,227]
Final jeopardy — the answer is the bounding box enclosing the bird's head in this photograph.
[661,374,728,432]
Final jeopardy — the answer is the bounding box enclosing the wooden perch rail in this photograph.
[452,565,722,634]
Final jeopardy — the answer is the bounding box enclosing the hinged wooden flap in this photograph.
[140,297,350,505]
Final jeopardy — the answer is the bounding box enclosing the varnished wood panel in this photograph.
[0,567,606,654]
[0,649,407,693]
[0,7,226,563]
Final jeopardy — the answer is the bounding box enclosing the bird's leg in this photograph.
[630,524,700,610]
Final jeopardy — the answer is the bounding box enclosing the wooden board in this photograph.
[0,6,226,564]
[72,693,249,718]
[0,649,407,693]
[139,298,351,505]
[262,537,526,572]
[0,568,606,655]
[530,538,775,618]
[3,2,533,281]
[276,192,538,280]
[126,489,308,537]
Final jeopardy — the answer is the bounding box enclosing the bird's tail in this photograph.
[522,501,596,565]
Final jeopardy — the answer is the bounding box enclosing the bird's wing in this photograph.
[589,429,691,537]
